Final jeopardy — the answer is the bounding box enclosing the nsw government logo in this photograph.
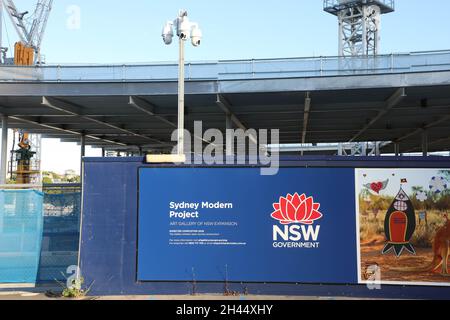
[271,193,322,248]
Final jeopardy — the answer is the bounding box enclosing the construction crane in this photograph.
[1,1,52,184]
[324,0,395,57]
[2,0,53,65]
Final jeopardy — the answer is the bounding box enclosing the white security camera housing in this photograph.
[162,21,174,45]
[178,17,191,40]
[163,34,173,45]
[190,24,202,47]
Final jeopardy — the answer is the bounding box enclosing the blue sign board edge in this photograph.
[135,165,360,285]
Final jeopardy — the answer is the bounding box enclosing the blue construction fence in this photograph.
[80,156,450,299]
[0,185,81,284]
[0,190,43,283]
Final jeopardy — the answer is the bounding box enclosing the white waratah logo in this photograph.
[271,193,323,248]
[271,193,323,225]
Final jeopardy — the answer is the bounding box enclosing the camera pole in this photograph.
[177,26,185,156]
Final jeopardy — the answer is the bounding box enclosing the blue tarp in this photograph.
[0,190,44,283]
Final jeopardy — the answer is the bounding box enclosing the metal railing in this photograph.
[323,0,395,13]
[0,50,449,82]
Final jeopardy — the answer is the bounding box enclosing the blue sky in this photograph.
[4,0,450,64]
[2,0,450,174]
[356,169,449,197]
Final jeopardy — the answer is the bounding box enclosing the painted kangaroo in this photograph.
[429,218,450,275]
[393,216,450,275]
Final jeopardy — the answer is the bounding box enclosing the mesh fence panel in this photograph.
[0,190,44,283]
[38,191,81,282]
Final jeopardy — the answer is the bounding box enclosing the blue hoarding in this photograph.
[137,167,358,284]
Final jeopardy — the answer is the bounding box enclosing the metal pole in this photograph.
[337,143,343,156]
[177,37,185,155]
[80,135,86,157]
[0,0,3,52]
[375,142,380,156]
[422,130,428,157]
[338,15,343,57]
[394,143,400,157]
[0,116,8,184]
[80,134,85,180]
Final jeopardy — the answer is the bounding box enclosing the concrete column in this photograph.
[0,116,8,185]
[422,130,428,157]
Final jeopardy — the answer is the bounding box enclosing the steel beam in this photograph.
[349,88,406,142]
[385,111,450,153]
[128,96,176,128]
[42,97,166,145]
[216,94,257,145]
[397,116,450,144]
[8,115,127,147]
[301,92,311,144]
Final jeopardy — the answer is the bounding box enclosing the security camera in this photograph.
[178,17,191,40]
[190,24,202,47]
[162,21,174,45]
[163,34,173,45]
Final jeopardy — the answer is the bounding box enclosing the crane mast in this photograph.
[324,0,395,57]
[28,0,53,59]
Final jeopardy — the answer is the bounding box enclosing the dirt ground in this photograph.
[360,244,450,283]
[0,292,365,300]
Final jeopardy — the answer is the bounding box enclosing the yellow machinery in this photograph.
[2,1,53,183]
[12,131,39,184]
[3,0,53,66]
[13,42,34,66]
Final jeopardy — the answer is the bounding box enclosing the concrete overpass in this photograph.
[0,49,450,157]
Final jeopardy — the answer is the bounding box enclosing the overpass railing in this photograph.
[323,0,395,14]
[0,50,449,82]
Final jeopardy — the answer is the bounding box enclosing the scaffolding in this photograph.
[9,132,42,184]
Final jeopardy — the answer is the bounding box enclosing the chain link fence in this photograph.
[38,184,81,283]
